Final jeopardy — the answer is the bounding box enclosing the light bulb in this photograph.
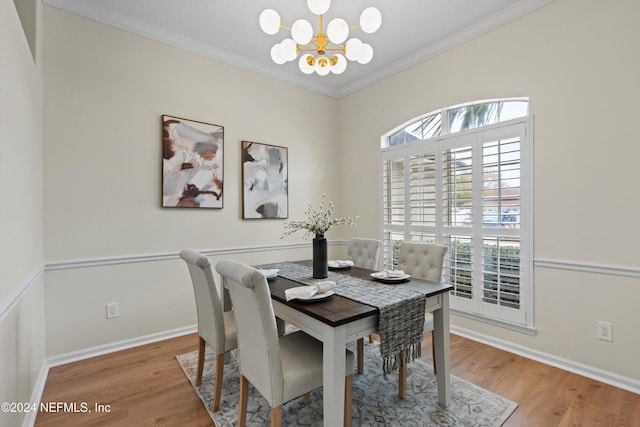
[358,43,373,64]
[307,0,331,15]
[270,44,286,65]
[259,9,281,35]
[360,7,382,34]
[299,54,315,74]
[330,54,347,74]
[280,38,298,62]
[315,57,331,75]
[345,38,363,61]
[327,18,349,44]
[291,19,313,45]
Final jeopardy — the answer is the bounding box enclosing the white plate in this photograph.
[295,290,335,302]
[328,260,354,270]
[259,269,279,279]
[370,271,411,283]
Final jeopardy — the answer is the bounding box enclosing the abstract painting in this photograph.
[162,115,224,208]
[242,141,288,219]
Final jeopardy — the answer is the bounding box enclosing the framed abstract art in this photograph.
[242,141,288,219]
[162,115,224,208]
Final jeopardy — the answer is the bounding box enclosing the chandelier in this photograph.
[259,0,382,76]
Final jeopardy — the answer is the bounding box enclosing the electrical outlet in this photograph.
[597,321,612,341]
[106,302,119,319]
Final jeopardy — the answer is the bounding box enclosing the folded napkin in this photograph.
[380,270,406,278]
[285,281,336,301]
[328,260,354,268]
[258,268,279,278]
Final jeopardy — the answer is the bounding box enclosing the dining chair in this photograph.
[215,259,354,427]
[396,241,448,397]
[346,237,382,373]
[179,249,237,413]
[347,237,382,270]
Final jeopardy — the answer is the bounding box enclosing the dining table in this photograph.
[260,259,454,427]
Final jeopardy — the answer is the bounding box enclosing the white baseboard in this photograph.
[46,324,197,368]
[451,325,640,395]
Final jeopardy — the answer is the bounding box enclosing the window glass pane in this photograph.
[409,233,435,243]
[382,231,405,270]
[383,159,405,225]
[443,146,473,226]
[499,101,528,121]
[482,238,520,309]
[449,101,529,134]
[387,129,407,146]
[409,154,436,226]
[414,114,442,139]
[449,106,471,133]
[386,113,442,147]
[449,103,501,132]
[444,235,473,299]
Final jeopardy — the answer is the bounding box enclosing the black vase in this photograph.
[312,235,328,279]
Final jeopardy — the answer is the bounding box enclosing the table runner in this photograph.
[257,262,426,376]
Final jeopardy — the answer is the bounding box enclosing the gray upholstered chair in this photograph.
[347,237,382,270]
[215,259,354,427]
[179,249,237,413]
[347,237,382,373]
[396,241,448,397]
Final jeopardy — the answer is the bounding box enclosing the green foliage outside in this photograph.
[390,239,520,308]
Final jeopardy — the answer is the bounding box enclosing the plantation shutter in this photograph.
[380,118,531,327]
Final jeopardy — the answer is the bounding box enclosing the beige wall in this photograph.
[0,1,45,426]
[42,6,346,356]
[337,0,640,381]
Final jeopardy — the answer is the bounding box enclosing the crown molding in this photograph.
[44,0,555,99]
[335,0,556,98]
[43,0,340,97]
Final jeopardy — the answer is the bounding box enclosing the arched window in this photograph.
[380,99,533,331]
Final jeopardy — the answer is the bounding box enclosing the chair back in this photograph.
[347,238,381,270]
[179,250,226,353]
[215,259,283,407]
[397,242,448,282]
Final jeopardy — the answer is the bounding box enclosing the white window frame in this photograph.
[379,105,534,333]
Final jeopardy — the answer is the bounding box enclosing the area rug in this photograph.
[176,343,517,427]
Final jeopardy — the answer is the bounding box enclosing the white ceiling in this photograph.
[44,0,553,98]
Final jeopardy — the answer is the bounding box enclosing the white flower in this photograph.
[282,194,358,239]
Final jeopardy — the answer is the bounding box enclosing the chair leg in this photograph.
[238,375,249,427]
[303,393,311,404]
[271,406,283,427]
[398,349,407,399]
[368,334,374,343]
[431,331,437,374]
[195,336,206,386]
[344,375,353,427]
[212,353,225,412]
[357,338,364,374]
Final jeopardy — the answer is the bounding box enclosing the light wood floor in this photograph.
[35,333,640,427]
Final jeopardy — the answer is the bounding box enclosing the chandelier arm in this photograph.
[297,46,345,53]
[322,47,347,52]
